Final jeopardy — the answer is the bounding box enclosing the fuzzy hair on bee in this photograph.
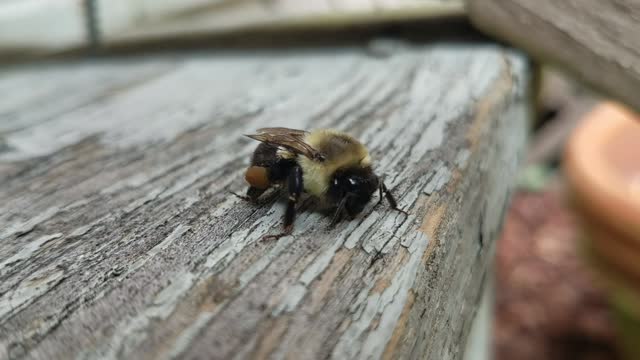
[234,127,407,240]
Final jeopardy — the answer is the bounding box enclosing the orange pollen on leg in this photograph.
[245,166,270,189]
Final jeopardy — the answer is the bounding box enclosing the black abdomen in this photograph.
[251,143,279,167]
[250,143,296,183]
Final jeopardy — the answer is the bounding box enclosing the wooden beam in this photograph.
[0,43,529,359]
[101,0,465,46]
[0,0,464,59]
[468,0,640,112]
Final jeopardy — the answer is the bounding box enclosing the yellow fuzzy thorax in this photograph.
[298,129,371,197]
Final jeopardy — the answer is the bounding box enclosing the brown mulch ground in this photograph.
[494,188,620,360]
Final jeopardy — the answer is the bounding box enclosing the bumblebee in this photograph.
[236,127,406,239]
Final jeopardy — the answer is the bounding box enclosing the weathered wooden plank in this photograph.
[104,0,464,46]
[0,43,529,359]
[468,0,640,112]
[0,59,177,134]
[0,0,86,55]
[0,0,463,59]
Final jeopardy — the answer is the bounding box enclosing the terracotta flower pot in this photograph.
[564,101,640,360]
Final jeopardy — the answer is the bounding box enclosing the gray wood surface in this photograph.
[0,0,464,60]
[0,42,529,360]
[106,0,464,47]
[468,0,640,112]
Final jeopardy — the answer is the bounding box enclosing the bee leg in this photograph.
[229,190,252,202]
[381,182,409,215]
[251,186,285,205]
[262,165,302,241]
[259,187,284,204]
[247,186,267,201]
[374,181,384,208]
[328,196,349,228]
[283,165,303,230]
[230,186,266,203]
[261,225,293,242]
[232,186,285,206]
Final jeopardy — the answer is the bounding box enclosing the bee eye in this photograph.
[346,177,361,192]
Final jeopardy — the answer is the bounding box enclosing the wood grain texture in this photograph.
[0,42,529,360]
[467,0,640,112]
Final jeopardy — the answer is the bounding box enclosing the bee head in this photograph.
[329,167,379,216]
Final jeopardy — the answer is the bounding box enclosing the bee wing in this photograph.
[245,127,325,161]
[255,127,308,136]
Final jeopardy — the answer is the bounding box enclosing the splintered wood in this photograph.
[0,43,528,359]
